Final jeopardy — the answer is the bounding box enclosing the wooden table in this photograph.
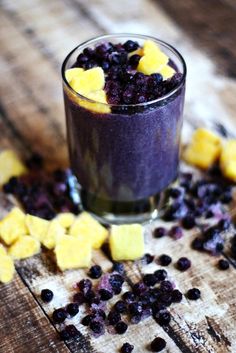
[1,1,236,352]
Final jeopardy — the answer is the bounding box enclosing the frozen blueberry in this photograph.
[81,314,93,326]
[52,308,67,323]
[121,342,134,353]
[143,273,158,287]
[109,274,124,291]
[60,325,81,340]
[108,310,121,325]
[115,321,128,334]
[41,289,53,303]
[88,265,102,279]
[171,289,183,303]
[220,191,232,204]
[128,302,143,316]
[186,288,201,300]
[132,282,147,295]
[217,218,231,231]
[122,291,135,303]
[191,237,204,251]
[218,259,230,270]
[128,54,141,67]
[160,280,173,293]
[123,40,139,52]
[158,254,172,266]
[168,187,181,198]
[176,257,191,271]
[84,290,96,303]
[66,303,79,317]
[154,269,167,282]
[154,310,171,326]
[153,227,167,238]
[168,225,183,240]
[99,288,113,301]
[112,262,125,274]
[114,300,127,314]
[142,253,154,264]
[77,279,92,293]
[150,337,166,352]
[90,320,104,334]
[73,292,85,305]
[151,73,163,84]
[182,215,196,230]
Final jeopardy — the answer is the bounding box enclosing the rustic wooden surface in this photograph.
[0,0,236,352]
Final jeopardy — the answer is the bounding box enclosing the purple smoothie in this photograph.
[62,35,186,220]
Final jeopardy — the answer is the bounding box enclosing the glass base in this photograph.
[80,189,168,225]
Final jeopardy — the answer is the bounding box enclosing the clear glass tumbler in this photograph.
[62,34,186,224]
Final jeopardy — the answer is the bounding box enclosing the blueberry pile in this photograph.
[72,40,183,105]
[3,154,80,219]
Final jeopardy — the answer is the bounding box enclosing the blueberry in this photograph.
[191,237,204,251]
[114,300,127,314]
[112,262,124,274]
[186,288,201,300]
[150,337,166,352]
[160,280,173,293]
[158,254,172,266]
[153,227,167,238]
[77,279,92,293]
[109,274,124,291]
[95,309,106,320]
[151,73,163,84]
[143,274,158,287]
[154,310,171,326]
[115,321,128,334]
[84,290,96,303]
[52,308,67,323]
[218,259,230,270]
[131,314,142,324]
[60,325,81,340]
[123,40,139,52]
[132,282,147,295]
[41,289,53,303]
[84,61,96,70]
[154,269,167,282]
[152,302,166,316]
[88,265,102,279]
[101,60,110,72]
[217,219,231,231]
[171,289,183,303]
[81,314,93,326]
[108,310,121,325]
[176,257,191,271]
[122,291,136,303]
[73,292,85,305]
[220,191,232,204]
[90,320,104,334]
[142,253,154,264]
[128,302,142,316]
[76,53,89,66]
[66,303,79,317]
[99,289,113,301]
[121,342,134,353]
[168,225,183,240]
[182,215,196,230]
[128,54,141,67]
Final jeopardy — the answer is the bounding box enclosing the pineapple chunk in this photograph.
[54,235,92,270]
[159,65,176,79]
[109,224,144,261]
[0,207,27,245]
[65,68,84,83]
[220,140,236,181]
[143,40,162,56]
[69,67,105,94]
[0,244,7,257]
[0,249,15,283]
[183,128,222,169]
[57,212,75,229]
[69,212,108,249]
[137,53,168,75]
[0,150,27,185]
[8,236,40,260]
[25,214,50,243]
[42,219,65,250]
[78,90,110,114]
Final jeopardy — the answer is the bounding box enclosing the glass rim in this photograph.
[61,33,187,108]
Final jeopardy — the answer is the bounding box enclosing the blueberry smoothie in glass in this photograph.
[62,34,186,223]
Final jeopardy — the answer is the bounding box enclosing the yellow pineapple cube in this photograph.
[143,40,162,56]
[0,207,27,245]
[183,140,221,169]
[0,150,27,185]
[54,235,92,270]
[109,224,144,261]
[159,65,176,79]
[42,219,65,250]
[69,67,105,94]
[78,90,110,114]
[25,214,50,243]
[137,53,168,75]
[193,128,221,145]
[220,140,236,181]
[69,212,108,249]
[65,68,84,83]
[0,248,15,283]
[57,212,75,229]
[8,235,40,260]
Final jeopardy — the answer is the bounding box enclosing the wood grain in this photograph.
[0,0,236,352]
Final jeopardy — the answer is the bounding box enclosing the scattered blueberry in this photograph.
[77,279,92,293]
[99,288,113,301]
[191,237,204,251]
[218,259,230,270]
[109,274,124,292]
[123,40,139,52]
[66,303,79,317]
[52,308,67,323]
[142,253,154,264]
[168,187,181,198]
[154,310,171,326]
[176,257,191,271]
[114,300,127,314]
[60,325,81,340]
[186,288,201,300]
[160,280,173,293]
[112,262,125,274]
[150,337,166,352]
[154,269,167,282]
[115,321,128,334]
[168,225,183,240]
[90,320,104,334]
[81,314,94,326]
[158,254,172,266]
[41,289,53,303]
[181,215,196,229]
[108,310,121,325]
[171,289,183,303]
[153,227,167,238]
[122,291,136,303]
[88,265,102,279]
[121,342,134,353]
[128,302,143,316]
[143,273,158,287]
[73,292,85,305]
